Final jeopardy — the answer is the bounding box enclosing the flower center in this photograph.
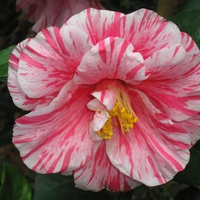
[97,83,138,140]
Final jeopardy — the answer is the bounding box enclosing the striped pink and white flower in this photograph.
[16,0,103,32]
[8,8,200,191]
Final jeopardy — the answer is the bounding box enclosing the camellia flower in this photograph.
[8,8,200,191]
[16,0,103,32]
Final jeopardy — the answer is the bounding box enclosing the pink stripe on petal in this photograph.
[66,8,124,44]
[60,25,94,61]
[74,142,140,191]
[161,134,190,149]
[106,89,191,186]
[13,81,96,173]
[17,26,79,99]
[8,39,50,110]
[146,134,184,171]
[181,32,200,54]
[74,37,145,85]
[180,114,200,147]
[9,38,30,70]
[104,9,181,59]
[137,44,200,121]
[147,156,164,185]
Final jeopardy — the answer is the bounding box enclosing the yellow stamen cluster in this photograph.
[97,86,138,140]
[98,116,113,140]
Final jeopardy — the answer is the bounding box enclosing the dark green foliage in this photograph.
[34,174,111,200]
[0,162,32,200]
[0,45,15,82]
[178,0,200,12]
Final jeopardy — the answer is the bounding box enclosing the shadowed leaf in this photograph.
[0,162,32,200]
[0,45,15,82]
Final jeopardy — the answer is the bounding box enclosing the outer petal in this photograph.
[137,44,200,121]
[180,114,200,147]
[13,81,96,173]
[73,37,145,85]
[66,8,124,44]
[16,0,104,32]
[144,45,200,79]
[8,39,52,110]
[181,32,200,54]
[106,89,191,186]
[18,26,92,99]
[74,142,141,191]
[104,9,182,59]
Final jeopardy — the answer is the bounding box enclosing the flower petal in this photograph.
[66,8,124,44]
[92,110,109,132]
[106,89,191,186]
[87,99,106,111]
[105,9,181,59]
[18,26,92,99]
[137,44,200,121]
[13,81,96,173]
[16,0,104,32]
[8,39,51,110]
[180,114,200,147]
[73,37,145,85]
[60,24,94,61]
[181,32,200,54]
[91,90,115,111]
[88,123,103,142]
[74,142,140,191]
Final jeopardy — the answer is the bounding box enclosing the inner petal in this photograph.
[89,80,138,140]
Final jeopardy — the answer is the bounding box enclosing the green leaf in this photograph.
[179,0,200,12]
[0,162,32,200]
[34,174,111,200]
[174,140,200,185]
[0,45,15,82]
[170,10,200,48]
